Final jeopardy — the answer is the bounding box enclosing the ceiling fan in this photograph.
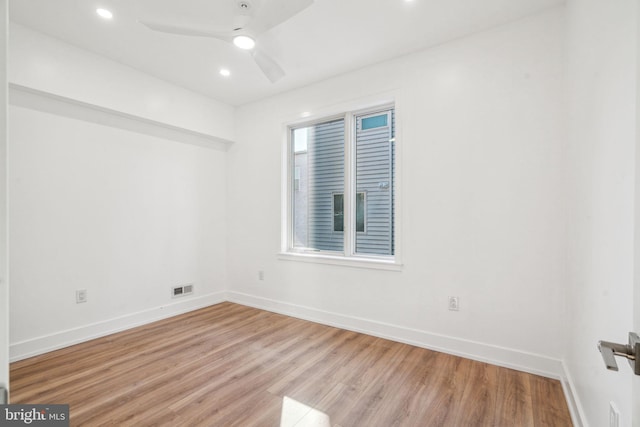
[138,0,314,83]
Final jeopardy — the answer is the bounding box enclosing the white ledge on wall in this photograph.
[278,251,403,271]
[8,83,234,151]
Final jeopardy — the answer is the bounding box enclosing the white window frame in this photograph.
[279,101,402,271]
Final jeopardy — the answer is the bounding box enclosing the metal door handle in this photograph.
[597,332,640,375]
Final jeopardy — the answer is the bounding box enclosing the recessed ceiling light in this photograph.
[96,8,113,19]
[219,68,231,77]
[233,35,255,50]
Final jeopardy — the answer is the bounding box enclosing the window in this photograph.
[285,105,396,264]
[333,193,365,233]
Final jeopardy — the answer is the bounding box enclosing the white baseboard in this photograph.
[10,291,227,362]
[560,360,588,427]
[11,289,584,424]
[226,291,565,379]
[10,289,569,382]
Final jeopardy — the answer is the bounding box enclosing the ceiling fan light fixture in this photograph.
[233,35,255,50]
[219,68,231,77]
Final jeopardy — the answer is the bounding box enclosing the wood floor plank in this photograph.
[374,348,447,426]
[494,367,535,427]
[336,343,415,427]
[530,374,572,427]
[10,302,573,426]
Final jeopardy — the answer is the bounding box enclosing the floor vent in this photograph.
[172,284,194,298]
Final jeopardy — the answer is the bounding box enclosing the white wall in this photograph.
[9,104,228,359]
[565,0,638,426]
[227,9,566,377]
[635,2,640,422]
[0,0,8,400]
[8,26,232,360]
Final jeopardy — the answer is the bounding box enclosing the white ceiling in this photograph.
[10,0,563,106]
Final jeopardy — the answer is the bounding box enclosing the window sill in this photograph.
[278,252,403,271]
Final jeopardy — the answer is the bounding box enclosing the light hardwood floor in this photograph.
[10,302,572,426]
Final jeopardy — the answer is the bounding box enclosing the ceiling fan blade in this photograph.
[233,1,254,30]
[138,20,233,43]
[247,0,313,35]
[252,50,285,83]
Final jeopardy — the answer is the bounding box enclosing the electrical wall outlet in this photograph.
[76,289,87,304]
[448,296,459,311]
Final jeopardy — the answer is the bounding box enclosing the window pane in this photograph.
[355,110,394,255]
[361,114,388,130]
[333,194,344,232]
[292,118,345,252]
[356,192,365,232]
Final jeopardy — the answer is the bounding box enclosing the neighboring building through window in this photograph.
[288,105,395,260]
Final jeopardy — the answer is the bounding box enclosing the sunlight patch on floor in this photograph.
[280,396,332,427]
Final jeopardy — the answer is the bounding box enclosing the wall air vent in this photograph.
[172,284,194,298]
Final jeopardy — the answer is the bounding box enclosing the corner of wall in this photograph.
[560,360,588,427]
